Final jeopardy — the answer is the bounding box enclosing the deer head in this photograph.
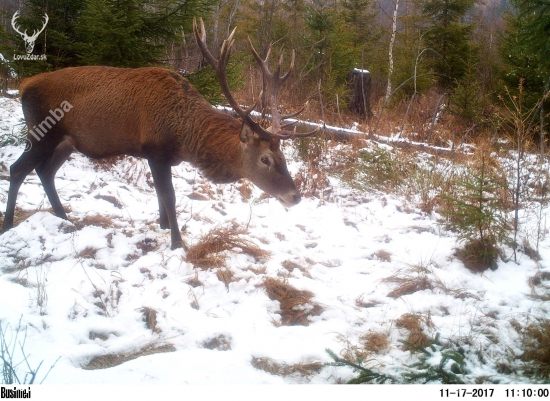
[12,11,49,54]
[193,18,319,207]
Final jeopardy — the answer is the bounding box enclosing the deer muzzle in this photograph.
[277,190,301,208]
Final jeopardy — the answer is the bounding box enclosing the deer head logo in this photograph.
[11,11,49,54]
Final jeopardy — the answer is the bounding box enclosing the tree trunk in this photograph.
[348,69,372,119]
[385,0,400,102]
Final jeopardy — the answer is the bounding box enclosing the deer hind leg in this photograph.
[1,138,60,233]
[35,137,74,220]
[147,159,186,250]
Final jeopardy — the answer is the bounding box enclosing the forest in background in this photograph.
[0,0,548,146]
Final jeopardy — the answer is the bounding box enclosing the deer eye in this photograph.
[261,156,270,165]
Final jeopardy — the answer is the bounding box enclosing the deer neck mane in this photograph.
[185,109,245,184]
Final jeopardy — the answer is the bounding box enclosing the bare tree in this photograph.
[385,0,399,102]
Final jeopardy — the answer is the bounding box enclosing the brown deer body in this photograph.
[1,20,317,249]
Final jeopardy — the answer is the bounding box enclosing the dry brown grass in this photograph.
[91,156,126,172]
[355,295,379,309]
[140,307,161,333]
[360,331,391,354]
[339,337,373,364]
[136,238,159,255]
[383,265,434,299]
[89,331,110,341]
[281,260,312,278]
[77,247,98,259]
[73,214,114,230]
[186,270,203,287]
[237,179,252,202]
[294,136,332,198]
[186,223,270,269]
[94,194,123,209]
[262,278,323,326]
[251,356,323,377]
[523,239,542,262]
[3,206,72,229]
[373,89,472,148]
[522,319,550,379]
[216,268,235,289]
[375,249,392,262]
[455,238,499,273]
[386,277,433,298]
[13,207,47,226]
[188,286,200,310]
[242,265,267,275]
[202,334,232,351]
[334,331,389,364]
[10,277,29,287]
[395,312,434,351]
[528,271,550,301]
[82,343,176,370]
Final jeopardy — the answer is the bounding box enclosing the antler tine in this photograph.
[247,37,271,78]
[194,17,320,141]
[193,18,218,70]
[276,124,323,139]
[290,125,324,138]
[194,18,277,140]
[281,105,305,121]
[280,50,295,84]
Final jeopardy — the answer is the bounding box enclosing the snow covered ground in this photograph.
[0,95,548,385]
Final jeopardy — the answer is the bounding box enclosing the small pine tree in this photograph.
[443,144,509,272]
[326,334,466,384]
[400,334,466,384]
[325,348,399,384]
[448,50,485,125]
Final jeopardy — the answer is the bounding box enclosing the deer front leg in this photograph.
[147,159,185,250]
[156,195,169,229]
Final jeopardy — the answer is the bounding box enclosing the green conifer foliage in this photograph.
[422,0,476,89]
[448,49,485,124]
[443,147,509,272]
[499,2,549,116]
[75,0,211,68]
[0,0,213,75]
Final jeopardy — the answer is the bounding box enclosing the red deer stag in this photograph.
[1,18,318,249]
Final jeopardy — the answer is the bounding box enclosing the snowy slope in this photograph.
[0,95,547,384]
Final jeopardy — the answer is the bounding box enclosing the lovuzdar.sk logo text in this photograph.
[0,387,31,399]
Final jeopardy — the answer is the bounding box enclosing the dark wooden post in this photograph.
[348,68,372,119]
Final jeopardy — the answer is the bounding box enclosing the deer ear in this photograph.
[239,123,256,144]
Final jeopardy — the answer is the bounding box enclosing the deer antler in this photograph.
[193,18,320,140]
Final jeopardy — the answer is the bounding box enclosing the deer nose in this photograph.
[277,191,301,207]
[291,193,301,205]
